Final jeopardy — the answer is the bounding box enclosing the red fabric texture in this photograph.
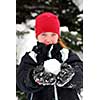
[35,12,60,37]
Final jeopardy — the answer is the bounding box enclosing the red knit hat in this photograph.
[35,12,60,37]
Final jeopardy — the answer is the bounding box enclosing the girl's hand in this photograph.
[56,63,75,87]
[33,71,56,86]
[32,42,48,64]
[51,43,63,63]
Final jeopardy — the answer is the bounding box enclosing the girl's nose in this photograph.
[46,36,52,41]
[45,37,52,44]
[45,39,52,43]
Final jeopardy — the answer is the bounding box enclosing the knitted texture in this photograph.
[35,12,60,37]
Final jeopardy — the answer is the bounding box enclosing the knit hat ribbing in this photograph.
[35,12,60,37]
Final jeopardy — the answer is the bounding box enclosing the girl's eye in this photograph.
[41,34,47,37]
[51,34,56,36]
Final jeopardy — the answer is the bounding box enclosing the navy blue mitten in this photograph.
[56,63,75,87]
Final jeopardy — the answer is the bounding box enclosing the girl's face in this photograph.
[37,32,59,45]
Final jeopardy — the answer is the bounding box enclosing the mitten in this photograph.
[33,63,44,74]
[33,71,56,86]
[51,43,63,63]
[33,63,56,86]
[56,63,75,87]
[32,42,48,64]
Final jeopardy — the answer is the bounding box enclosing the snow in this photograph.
[70,31,78,35]
[44,59,61,75]
[26,19,35,28]
[16,23,29,32]
[72,0,83,11]
[16,29,37,65]
[60,26,69,32]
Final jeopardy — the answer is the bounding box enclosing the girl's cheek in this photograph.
[38,37,45,42]
[41,40,50,45]
[52,39,58,44]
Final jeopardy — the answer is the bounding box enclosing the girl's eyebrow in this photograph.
[41,33,46,35]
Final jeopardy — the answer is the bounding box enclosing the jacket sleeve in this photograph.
[16,52,45,93]
[63,50,83,93]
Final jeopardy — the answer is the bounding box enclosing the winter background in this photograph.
[16,0,83,65]
[1,0,100,100]
[16,0,83,100]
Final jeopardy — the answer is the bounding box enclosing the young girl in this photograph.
[17,12,83,100]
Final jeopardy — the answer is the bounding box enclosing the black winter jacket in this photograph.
[17,42,83,100]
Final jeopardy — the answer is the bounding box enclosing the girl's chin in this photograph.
[45,43,50,45]
[44,42,51,45]
[44,42,57,45]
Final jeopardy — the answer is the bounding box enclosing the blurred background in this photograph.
[16,0,83,100]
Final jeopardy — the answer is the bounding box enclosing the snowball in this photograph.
[44,59,61,75]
